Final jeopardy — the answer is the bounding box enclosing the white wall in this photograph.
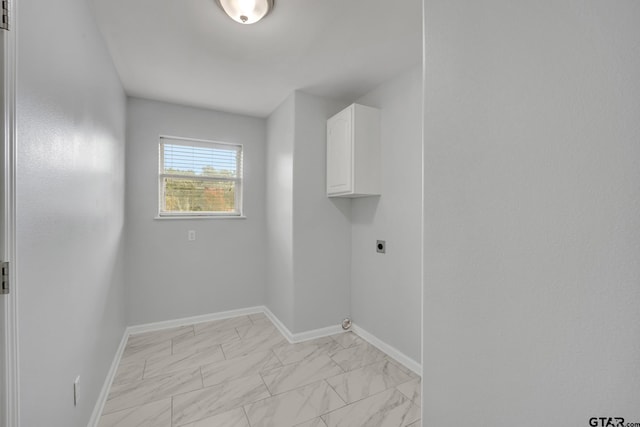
[352,66,423,363]
[423,1,640,424]
[16,0,127,424]
[292,92,351,333]
[265,92,351,333]
[125,98,267,325]
[265,94,296,329]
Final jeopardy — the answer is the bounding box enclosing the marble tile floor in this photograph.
[98,313,421,427]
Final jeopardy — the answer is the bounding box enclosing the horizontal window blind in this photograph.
[159,137,243,216]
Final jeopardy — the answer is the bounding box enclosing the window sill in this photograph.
[154,215,247,220]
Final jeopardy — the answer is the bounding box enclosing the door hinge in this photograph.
[1,261,9,294]
[1,0,9,31]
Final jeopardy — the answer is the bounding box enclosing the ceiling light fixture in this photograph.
[216,0,274,25]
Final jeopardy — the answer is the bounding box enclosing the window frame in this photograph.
[158,136,244,218]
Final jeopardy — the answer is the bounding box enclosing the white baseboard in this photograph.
[260,307,421,377]
[87,329,129,427]
[88,306,422,427]
[352,323,422,377]
[88,306,263,427]
[263,307,344,343]
[127,306,265,336]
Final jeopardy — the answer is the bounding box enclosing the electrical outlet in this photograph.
[188,230,196,241]
[74,376,80,406]
[376,240,386,254]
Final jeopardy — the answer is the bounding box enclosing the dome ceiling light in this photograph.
[216,0,274,25]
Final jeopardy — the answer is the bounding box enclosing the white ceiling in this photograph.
[91,0,422,118]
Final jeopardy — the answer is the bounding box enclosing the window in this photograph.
[159,137,243,217]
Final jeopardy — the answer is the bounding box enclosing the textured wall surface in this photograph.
[16,0,127,424]
[423,1,640,424]
[292,92,350,333]
[265,94,296,329]
[125,98,267,325]
[266,92,351,333]
[353,66,423,363]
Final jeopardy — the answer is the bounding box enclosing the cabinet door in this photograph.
[327,109,352,194]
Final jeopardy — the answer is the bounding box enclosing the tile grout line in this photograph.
[101,394,178,418]
[353,387,412,409]
[258,369,274,396]
[339,358,390,372]
[173,377,271,427]
[320,389,391,425]
[384,355,422,380]
[220,342,228,360]
[395,375,422,388]
[396,387,419,407]
[323,379,348,406]
[329,335,349,350]
[241,405,252,427]
[395,379,422,407]
[270,347,286,367]
[102,316,418,426]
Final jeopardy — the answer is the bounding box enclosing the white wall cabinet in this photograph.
[326,103,381,197]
